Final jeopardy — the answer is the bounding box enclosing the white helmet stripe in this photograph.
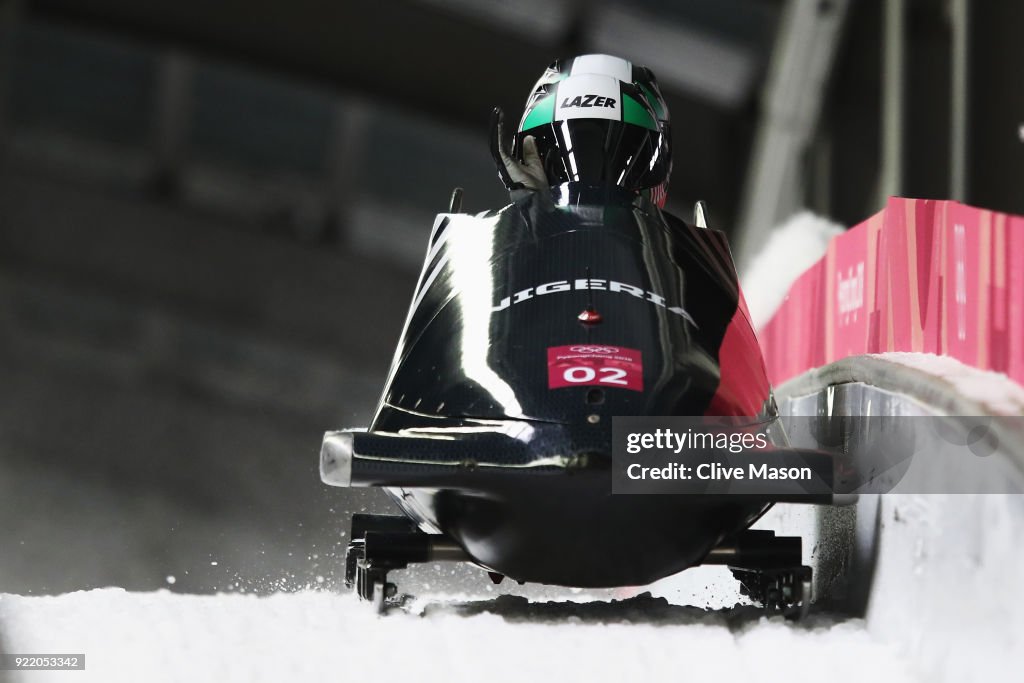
[569,54,632,83]
[552,74,622,123]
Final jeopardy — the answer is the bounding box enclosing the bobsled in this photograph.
[320,184,828,613]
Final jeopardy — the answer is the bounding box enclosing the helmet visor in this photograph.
[518,119,668,191]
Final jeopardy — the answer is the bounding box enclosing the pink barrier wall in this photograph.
[758,197,1024,386]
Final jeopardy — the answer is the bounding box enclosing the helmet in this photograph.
[513,54,671,207]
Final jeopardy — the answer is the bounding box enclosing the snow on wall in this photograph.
[866,493,1024,683]
[740,211,844,330]
[876,351,1024,415]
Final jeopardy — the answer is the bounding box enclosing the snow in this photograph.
[739,210,844,330]
[0,589,918,683]
[817,356,1024,682]
[875,351,1024,415]
[864,494,1024,683]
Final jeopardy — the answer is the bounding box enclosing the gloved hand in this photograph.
[490,107,548,192]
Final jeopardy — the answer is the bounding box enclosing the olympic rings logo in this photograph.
[569,345,620,354]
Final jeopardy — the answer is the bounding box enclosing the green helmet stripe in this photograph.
[622,93,658,131]
[640,84,665,121]
[521,94,556,131]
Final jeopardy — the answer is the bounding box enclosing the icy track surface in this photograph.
[0,590,918,683]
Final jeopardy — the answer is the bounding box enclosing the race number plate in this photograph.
[547,345,643,392]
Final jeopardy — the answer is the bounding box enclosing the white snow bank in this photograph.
[865,494,1024,683]
[0,590,918,683]
[875,352,1024,415]
[740,210,844,330]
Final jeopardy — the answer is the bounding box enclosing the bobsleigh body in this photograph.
[323,184,780,588]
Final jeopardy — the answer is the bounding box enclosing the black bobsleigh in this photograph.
[320,184,828,612]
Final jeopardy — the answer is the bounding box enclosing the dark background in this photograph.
[0,0,1020,595]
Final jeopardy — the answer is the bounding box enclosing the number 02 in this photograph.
[562,366,628,385]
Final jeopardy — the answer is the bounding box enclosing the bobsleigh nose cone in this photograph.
[320,431,354,487]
